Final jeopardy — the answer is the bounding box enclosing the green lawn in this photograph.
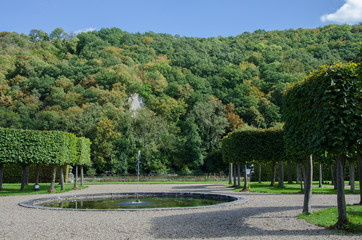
[299,205,362,234]
[0,181,228,196]
[85,181,227,185]
[0,183,87,196]
[2,180,359,196]
[231,181,360,194]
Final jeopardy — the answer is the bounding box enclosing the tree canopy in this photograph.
[283,61,361,229]
[0,24,360,174]
[221,127,285,164]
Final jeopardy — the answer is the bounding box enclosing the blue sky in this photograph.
[1,0,361,37]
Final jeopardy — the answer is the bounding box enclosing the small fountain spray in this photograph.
[136,150,141,201]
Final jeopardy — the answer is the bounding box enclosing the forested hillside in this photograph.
[0,24,361,174]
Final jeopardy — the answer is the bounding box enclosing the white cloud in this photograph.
[321,0,362,24]
[73,27,97,35]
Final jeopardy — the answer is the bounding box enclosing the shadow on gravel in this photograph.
[150,206,339,239]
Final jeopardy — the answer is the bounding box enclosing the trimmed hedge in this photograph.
[0,128,76,165]
[221,128,285,164]
[0,128,91,184]
[283,62,361,225]
[283,62,361,155]
[0,128,92,166]
[78,137,92,166]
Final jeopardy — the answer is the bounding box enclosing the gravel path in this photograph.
[0,184,360,240]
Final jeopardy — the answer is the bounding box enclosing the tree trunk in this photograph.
[80,165,84,186]
[258,162,261,183]
[278,160,284,188]
[348,159,355,193]
[233,163,237,187]
[243,163,248,191]
[319,161,323,188]
[35,165,40,185]
[287,160,292,184]
[358,154,362,205]
[333,162,337,190]
[24,166,29,186]
[301,162,306,192]
[334,155,349,229]
[296,162,300,184]
[229,163,232,185]
[20,165,27,191]
[237,163,240,187]
[48,165,56,193]
[303,154,313,214]
[298,163,305,193]
[0,164,3,190]
[270,161,276,187]
[73,165,79,189]
[60,166,65,191]
[330,163,335,186]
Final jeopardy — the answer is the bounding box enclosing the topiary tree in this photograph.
[283,79,315,215]
[0,128,63,191]
[0,128,82,192]
[56,133,79,191]
[222,127,285,190]
[283,62,361,229]
[77,137,92,187]
[221,134,241,187]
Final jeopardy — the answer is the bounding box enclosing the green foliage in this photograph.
[65,133,79,165]
[0,25,360,174]
[203,148,228,173]
[173,117,204,170]
[283,62,361,156]
[190,98,228,152]
[0,128,89,166]
[78,137,92,166]
[283,61,360,227]
[222,128,285,164]
[0,128,65,165]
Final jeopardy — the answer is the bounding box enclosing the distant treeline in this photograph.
[0,24,360,174]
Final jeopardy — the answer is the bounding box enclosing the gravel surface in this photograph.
[0,184,360,240]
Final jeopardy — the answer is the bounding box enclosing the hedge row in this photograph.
[282,62,361,226]
[283,62,361,156]
[0,128,91,166]
[221,128,285,164]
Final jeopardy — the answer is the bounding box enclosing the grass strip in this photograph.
[298,205,362,234]
[0,183,87,196]
[231,181,360,194]
[85,181,227,185]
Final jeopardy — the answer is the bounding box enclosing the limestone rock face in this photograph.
[128,93,145,117]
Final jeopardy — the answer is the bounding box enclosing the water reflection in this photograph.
[41,196,231,209]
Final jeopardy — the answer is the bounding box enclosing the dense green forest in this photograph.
[0,24,361,174]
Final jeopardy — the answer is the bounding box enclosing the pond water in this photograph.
[40,196,230,209]
[19,192,245,211]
